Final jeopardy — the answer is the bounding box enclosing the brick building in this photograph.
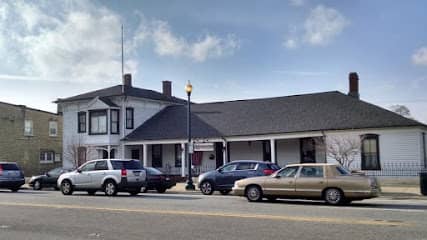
[0,101,62,176]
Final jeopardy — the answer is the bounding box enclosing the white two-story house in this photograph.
[55,74,186,169]
[57,73,427,177]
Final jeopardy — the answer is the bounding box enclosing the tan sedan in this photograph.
[232,163,380,205]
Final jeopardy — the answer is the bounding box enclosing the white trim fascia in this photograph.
[124,139,187,145]
[225,131,324,142]
[123,137,224,145]
[322,126,425,135]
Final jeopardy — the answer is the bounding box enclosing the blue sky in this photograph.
[1,0,427,122]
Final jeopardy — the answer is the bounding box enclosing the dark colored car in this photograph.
[142,167,176,193]
[0,162,25,192]
[197,160,281,195]
[29,167,73,190]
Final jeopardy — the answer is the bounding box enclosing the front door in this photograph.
[77,147,87,166]
[131,149,140,160]
[300,138,316,163]
[263,166,299,196]
[215,143,224,168]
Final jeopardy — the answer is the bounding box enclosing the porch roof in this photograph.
[124,91,425,141]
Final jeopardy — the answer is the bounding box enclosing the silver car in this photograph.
[58,159,146,196]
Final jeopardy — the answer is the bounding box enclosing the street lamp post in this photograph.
[185,81,195,190]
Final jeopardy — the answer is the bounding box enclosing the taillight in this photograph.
[263,169,274,175]
[121,169,127,177]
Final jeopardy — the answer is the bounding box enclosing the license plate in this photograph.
[134,172,140,176]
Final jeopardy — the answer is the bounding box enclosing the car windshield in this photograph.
[147,167,163,175]
[48,168,62,175]
[111,160,142,170]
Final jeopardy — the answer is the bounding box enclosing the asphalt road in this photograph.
[0,189,426,240]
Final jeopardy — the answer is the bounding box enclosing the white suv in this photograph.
[58,159,146,196]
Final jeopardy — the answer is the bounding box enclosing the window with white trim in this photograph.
[49,121,58,136]
[361,134,381,170]
[24,120,33,136]
[40,150,55,163]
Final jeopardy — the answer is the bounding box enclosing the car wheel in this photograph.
[324,188,344,205]
[245,185,263,202]
[10,188,19,192]
[103,180,118,196]
[200,181,214,195]
[129,189,140,196]
[220,190,231,195]
[156,187,166,193]
[87,190,96,195]
[33,180,42,190]
[61,180,73,195]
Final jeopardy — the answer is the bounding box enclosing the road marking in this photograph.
[0,202,410,227]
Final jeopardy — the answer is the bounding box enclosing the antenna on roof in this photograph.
[121,24,124,93]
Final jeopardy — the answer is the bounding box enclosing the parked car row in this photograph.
[1,159,381,205]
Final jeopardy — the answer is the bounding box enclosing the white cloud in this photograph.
[151,20,187,57]
[412,47,427,66]
[282,5,348,50]
[150,21,240,62]
[0,1,239,83]
[0,1,135,83]
[304,5,349,46]
[283,38,298,49]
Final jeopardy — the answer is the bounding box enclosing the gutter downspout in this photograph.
[422,132,427,169]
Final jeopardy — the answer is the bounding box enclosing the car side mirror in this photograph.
[274,174,281,178]
[217,168,223,173]
[46,173,50,177]
[77,169,82,173]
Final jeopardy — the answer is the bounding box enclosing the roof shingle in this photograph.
[124,91,425,141]
[55,85,186,104]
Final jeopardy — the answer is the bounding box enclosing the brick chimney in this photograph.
[348,72,359,99]
[162,80,172,98]
[123,73,132,87]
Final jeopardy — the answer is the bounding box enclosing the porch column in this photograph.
[107,145,111,159]
[270,139,276,164]
[143,144,148,167]
[222,140,227,163]
[181,143,186,177]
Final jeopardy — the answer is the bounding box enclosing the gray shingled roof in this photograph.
[124,91,425,141]
[55,85,186,104]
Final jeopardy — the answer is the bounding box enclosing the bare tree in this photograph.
[390,105,412,119]
[63,136,93,167]
[317,136,361,169]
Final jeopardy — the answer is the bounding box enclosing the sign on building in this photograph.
[194,142,214,152]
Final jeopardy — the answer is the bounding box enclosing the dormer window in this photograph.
[126,107,134,129]
[89,110,107,135]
